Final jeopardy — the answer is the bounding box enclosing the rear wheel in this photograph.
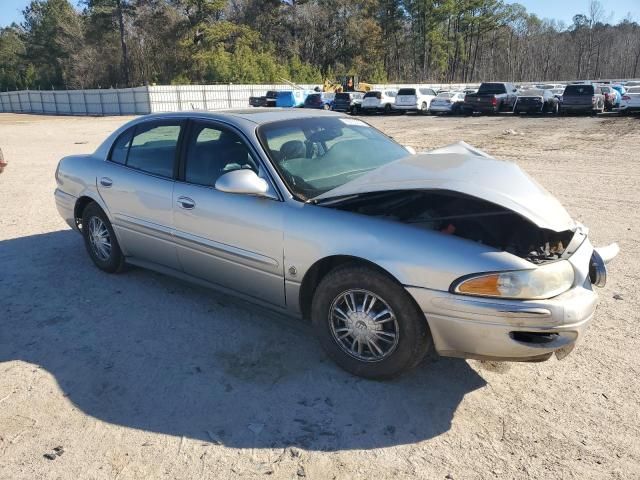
[420,102,429,115]
[311,264,432,379]
[384,103,392,115]
[81,202,125,273]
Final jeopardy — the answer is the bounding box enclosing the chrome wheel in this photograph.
[87,216,111,261]
[329,289,399,362]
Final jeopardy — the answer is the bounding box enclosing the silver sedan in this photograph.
[54,109,618,379]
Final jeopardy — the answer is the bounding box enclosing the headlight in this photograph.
[451,261,575,300]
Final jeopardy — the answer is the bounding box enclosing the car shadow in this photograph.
[0,230,487,451]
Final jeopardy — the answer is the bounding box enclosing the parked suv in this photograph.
[332,91,364,114]
[463,82,518,114]
[303,92,334,110]
[394,87,437,114]
[560,84,605,115]
[361,90,397,114]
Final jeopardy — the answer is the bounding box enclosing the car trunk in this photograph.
[562,85,594,106]
[396,88,418,106]
[362,92,382,108]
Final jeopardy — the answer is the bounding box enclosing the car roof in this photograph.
[137,108,343,125]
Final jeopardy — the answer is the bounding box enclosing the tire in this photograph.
[323,103,331,110]
[81,202,125,273]
[384,103,392,115]
[552,102,559,115]
[311,264,433,379]
[420,102,429,115]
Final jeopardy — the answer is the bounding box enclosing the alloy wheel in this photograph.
[329,289,400,362]
[88,216,111,261]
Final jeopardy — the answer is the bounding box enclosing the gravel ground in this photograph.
[0,112,638,479]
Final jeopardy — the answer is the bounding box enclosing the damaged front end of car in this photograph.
[312,142,618,362]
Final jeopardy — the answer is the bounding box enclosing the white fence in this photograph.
[0,82,481,116]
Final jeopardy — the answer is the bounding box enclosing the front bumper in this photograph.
[407,236,606,362]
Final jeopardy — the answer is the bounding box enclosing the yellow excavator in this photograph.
[323,76,373,93]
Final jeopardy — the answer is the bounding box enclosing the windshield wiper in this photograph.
[308,194,363,206]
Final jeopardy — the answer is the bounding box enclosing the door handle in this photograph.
[177,196,195,209]
[100,177,113,187]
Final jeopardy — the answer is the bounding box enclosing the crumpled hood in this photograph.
[313,142,575,232]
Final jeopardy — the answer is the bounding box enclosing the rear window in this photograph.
[437,92,453,98]
[306,94,321,101]
[564,85,594,96]
[335,93,351,101]
[364,91,382,99]
[419,88,435,95]
[478,83,507,94]
[600,86,611,93]
[266,91,278,98]
[397,88,416,96]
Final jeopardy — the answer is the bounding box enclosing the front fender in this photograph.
[283,203,531,292]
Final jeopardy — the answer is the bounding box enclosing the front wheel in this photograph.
[384,104,392,114]
[311,264,432,379]
[420,102,429,115]
[81,202,125,273]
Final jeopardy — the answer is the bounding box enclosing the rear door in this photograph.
[172,121,286,306]
[97,120,184,269]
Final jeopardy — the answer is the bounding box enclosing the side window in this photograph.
[184,124,258,187]
[126,123,181,178]
[109,129,133,165]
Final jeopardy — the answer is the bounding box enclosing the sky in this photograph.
[0,0,639,28]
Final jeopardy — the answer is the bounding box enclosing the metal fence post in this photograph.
[116,88,122,115]
[176,86,182,111]
[53,89,59,114]
[202,86,208,110]
[81,88,87,115]
[67,89,71,115]
[40,89,44,113]
[99,90,104,115]
[227,83,232,108]
[17,90,23,112]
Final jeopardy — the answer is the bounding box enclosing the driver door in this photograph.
[172,121,286,306]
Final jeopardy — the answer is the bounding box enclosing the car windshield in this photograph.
[257,117,409,201]
[437,92,453,98]
[627,87,640,93]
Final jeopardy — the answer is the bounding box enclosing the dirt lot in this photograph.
[0,112,639,479]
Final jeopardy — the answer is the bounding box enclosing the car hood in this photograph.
[312,142,575,232]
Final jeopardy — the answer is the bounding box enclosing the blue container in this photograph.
[276,90,311,107]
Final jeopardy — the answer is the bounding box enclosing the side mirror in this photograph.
[404,145,417,155]
[215,169,269,196]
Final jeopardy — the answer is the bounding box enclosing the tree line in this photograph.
[0,0,639,90]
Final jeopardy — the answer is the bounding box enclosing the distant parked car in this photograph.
[599,86,620,110]
[619,86,640,114]
[303,93,335,110]
[276,90,311,108]
[559,84,605,115]
[361,90,397,114]
[332,92,364,114]
[514,89,560,115]
[429,91,465,115]
[551,88,565,100]
[463,82,518,114]
[249,90,278,108]
[624,81,640,88]
[394,87,437,114]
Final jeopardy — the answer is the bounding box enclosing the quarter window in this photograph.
[126,123,181,178]
[109,129,133,165]
[184,124,258,187]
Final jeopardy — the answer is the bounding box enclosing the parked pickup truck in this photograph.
[249,90,278,107]
[463,82,518,114]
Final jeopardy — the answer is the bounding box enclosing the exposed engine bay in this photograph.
[327,190,576,264]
